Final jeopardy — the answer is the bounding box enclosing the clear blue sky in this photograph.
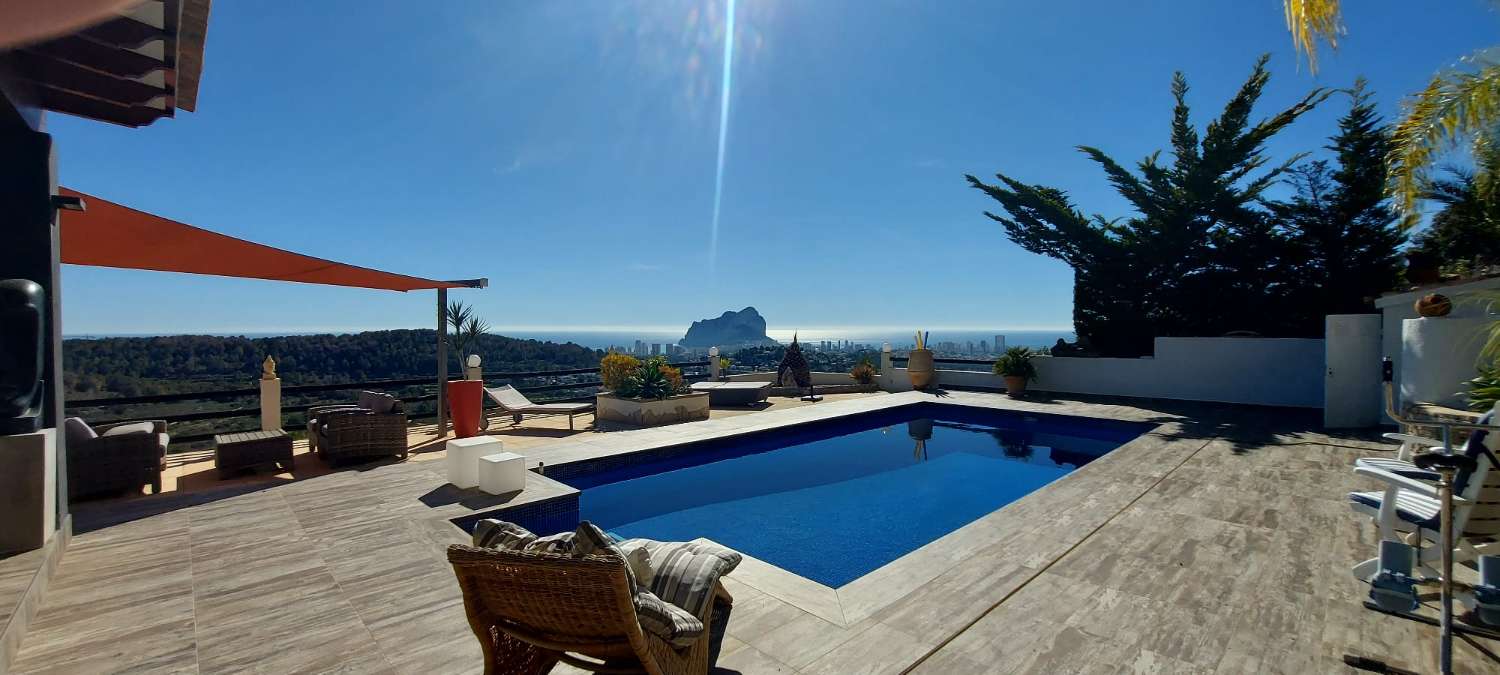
[53,0,1500,336]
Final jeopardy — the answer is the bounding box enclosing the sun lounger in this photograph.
[689,381,771,406]
[484,384,594,430]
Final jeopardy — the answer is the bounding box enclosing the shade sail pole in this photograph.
[436,288,448,436]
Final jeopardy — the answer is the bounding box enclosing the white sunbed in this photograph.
[483,385,595,430]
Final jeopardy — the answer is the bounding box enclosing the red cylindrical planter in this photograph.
[447,380,484,438]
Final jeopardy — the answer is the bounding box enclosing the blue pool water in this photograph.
[566,404,1149,587]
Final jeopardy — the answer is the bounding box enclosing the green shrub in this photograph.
[993,346,1039,382]
[600,352,641,391]
[1466,363,1500,412]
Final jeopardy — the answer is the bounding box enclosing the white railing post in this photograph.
[259,356,281,432]
[465,354,483,382]
[709,346,721,380]
[877,342,895,392]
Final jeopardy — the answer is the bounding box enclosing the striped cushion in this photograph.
[1349,490,1442,530]
[616,540,656,586]
[623,538,743,575]
[632,590,704,647]
[621,539,741,623]
[1355,457,1439,481]
[528,531,577,554]
[471,520,586,556]
[572,522,642,589]
[472,519,538,549]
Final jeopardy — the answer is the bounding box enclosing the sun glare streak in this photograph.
[708,0,736,274]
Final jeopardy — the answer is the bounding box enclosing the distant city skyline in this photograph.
[50,1,1500,335]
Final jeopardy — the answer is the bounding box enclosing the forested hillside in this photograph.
[63,330,603,398]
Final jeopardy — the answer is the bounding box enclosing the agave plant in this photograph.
[616,357,679,400]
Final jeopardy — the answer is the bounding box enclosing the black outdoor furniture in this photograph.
[214,429,294,478]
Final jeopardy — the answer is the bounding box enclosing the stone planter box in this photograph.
[595,392,710,427]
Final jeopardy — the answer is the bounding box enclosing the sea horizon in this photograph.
[64,326,1076,350]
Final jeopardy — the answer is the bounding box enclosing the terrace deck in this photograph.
[12,391,1499,673]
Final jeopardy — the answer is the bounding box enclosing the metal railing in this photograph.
[65,361,712,445]
[889,356,995,366]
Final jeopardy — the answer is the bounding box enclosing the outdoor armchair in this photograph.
[306,391,408,464]
[447,543,731,675]
[64,417,169,498]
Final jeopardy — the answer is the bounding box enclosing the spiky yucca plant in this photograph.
[444,301,489,369]
[1466,362,1500,412]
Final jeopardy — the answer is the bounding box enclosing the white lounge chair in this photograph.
[1349,404,1500,579]
[483,384,595,430]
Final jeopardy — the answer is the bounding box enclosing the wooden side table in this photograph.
[215,429,294,479]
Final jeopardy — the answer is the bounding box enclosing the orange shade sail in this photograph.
[58,188,477,292]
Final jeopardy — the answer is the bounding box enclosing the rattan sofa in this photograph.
[446,544,732,675]
[306,393,408,464]
[65,418,168,498]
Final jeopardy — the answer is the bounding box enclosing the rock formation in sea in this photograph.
[679,307,779,348]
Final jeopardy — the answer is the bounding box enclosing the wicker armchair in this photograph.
[309,405,409,464]
[67,419,168,498]
[447,544,731,675]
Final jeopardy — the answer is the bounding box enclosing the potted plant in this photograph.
[850,358,876,385]
[445,301,490,376]
[993,346,1038,397]
[443,301,489,437]
[595,355,710,426]
[907,330,935,390]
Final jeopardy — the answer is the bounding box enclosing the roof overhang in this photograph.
[0,0,209,127]
[59,188,485,292]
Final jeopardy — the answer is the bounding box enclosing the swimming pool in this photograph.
[564,404,1150,587]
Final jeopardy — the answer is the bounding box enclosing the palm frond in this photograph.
[1389,60,1500,228]
[1463,290,1500,363]
[1283,0,1343,73]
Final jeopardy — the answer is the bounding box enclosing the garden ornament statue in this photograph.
[0,279,46,434]
[261,355,277,380]
[776,333,820,401]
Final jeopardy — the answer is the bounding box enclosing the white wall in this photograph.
[1376,277,1500,420]
[881,337,1325,408]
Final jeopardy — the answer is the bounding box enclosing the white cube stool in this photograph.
[478,452,527,495]
[446,436,502,489]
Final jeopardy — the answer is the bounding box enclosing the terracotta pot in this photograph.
[1415,293,1453,318]
[1003,375,1028,397]
[446,380,484,438]
[906,349,935,390]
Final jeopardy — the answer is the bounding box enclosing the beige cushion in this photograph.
[622,539,739,625]
[102,421,156,437]
[63,417,96,446]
